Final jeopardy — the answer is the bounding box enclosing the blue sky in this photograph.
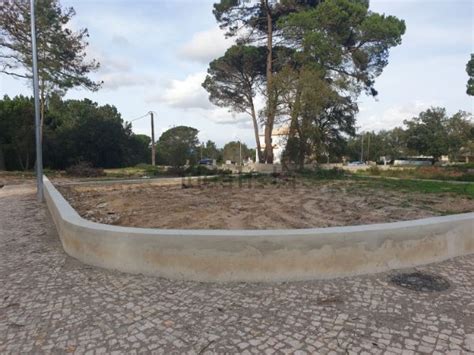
[1,0,473,147]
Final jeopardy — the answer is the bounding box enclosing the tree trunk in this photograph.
[263,0,275,164]
[283,88,302,167]
[288,88,302,139]
[16,149,25,171]
[39,79,45,143]
[250,99,263,163]
[297,124,305,171]
[25,150,30,171]
[0,146,5,170]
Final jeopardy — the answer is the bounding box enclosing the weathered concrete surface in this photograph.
[1,183,474,354]
[43,176,474,282]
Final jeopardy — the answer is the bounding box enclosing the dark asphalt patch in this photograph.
[389,272,451,292]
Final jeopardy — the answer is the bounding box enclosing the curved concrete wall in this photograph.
[43,176,474,282]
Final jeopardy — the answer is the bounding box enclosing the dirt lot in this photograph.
[0,172,35,186]
[56,177,474,229]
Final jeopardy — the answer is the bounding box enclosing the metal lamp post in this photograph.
[30,0,44,201]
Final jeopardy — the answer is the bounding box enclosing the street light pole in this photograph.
[30,0,43,201]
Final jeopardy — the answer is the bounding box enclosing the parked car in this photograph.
[347,161,366,166]
[198,158,214,166]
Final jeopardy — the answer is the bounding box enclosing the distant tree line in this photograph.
[0,95,150,170]
[345,107,473,163]
[0,95,258,171]
[1,95,471,171]
[155,126,255,167]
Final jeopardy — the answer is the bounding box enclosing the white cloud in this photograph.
[100,73,155,90]
[197,107,250,125]
[111,35,131,47]
[358,101,439,132]
[100,57,132,74]
[86,46,131,73]
[406,24,472,47]
[84,46,155,90]
[147,72,212,109]
[147,71,254,127]
[179,27,233,63]
[146,71,253,126]
[83,12,170,46]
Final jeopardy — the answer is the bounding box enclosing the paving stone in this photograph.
[0,184,473,354]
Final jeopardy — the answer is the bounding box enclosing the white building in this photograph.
[257,126,289,164]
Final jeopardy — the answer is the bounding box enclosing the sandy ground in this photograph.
[56,178,474,229]
[0,173,34,186]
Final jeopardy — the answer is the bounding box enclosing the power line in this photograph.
[126,112,149,123]
[124,111,158,167]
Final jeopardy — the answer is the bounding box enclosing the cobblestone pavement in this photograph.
[1,184,473,354]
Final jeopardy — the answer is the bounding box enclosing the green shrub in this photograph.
[217,168,233,175]
[184,165,217,176]
[457,173,474,182]
[135,163,151,169]
[144,165,161,176]
[450,163,474,170]
[300,167,346,179]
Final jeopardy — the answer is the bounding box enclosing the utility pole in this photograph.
[30,0,43,201]
[150,111,156,166]
[367,133,371,162]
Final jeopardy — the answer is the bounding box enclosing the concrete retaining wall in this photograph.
[43,176,474,282]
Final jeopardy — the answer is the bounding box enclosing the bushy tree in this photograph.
[279,0,405,96]
[277,67,357,168]
[212,0,322,163]
[0,0,100,136]
[0,95,151,170]
[345,128,409,162]
[203,45,266,161]
[446,111,474,160]
[277,0,405,166]
[467,54,474,96]
[0,95,35,170]
[44,99,146,168]
[404,107,449,160]
[345,109,473,163]
[127,134,151,166]
[208,0,405,163]
[156,126,200,167]
[200,140,223,162]
[222,141,252,164]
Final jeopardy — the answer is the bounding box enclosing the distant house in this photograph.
[256,126,289,164]
[458,146,474,163]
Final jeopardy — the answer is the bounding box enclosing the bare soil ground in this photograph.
[0,172,34,186]
[56,178,474,229]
